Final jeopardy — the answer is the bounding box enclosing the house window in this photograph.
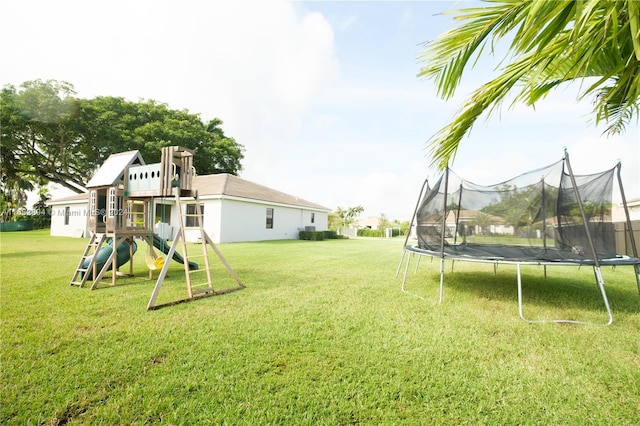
[89,191,96,216]
[311,213,315,224]
[155,203,172,224]
[185,204,203,227]
[64,207,70,225]
[266,208,274,229]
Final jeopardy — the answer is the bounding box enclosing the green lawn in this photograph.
[1,230,639,425]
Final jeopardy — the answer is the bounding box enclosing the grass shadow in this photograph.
[403,260,640,316]
[0,250,55,260]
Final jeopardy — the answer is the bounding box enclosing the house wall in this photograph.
[49,202,88,237]
[204,198,328,243]
[49,197,329,243]
[182,199,223,243]
[220,200,328,242]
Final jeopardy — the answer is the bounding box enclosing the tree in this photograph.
[0,175,33,222]
[1,80,86,194]
[419,0,640,169]
[481,183,544,232]
[395,219,410,236]
[470,212,493,235]
[30,185,51,229]
[199,119,244,175]
[335,205,364,229]
[327,212,342,231]
[75,97,245,178]
[378,213,391,231]
[1,80,245,194]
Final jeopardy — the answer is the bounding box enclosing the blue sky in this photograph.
[2,0,638,220]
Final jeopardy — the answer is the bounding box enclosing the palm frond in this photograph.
[420,0,640,170]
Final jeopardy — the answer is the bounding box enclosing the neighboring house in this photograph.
[443,210,514,236]
[47,173,330,243]
[48,193,93,237]
[357,217,381,230]
[630,198,640,219]
[613,197,640,221]
[411,209,514,240]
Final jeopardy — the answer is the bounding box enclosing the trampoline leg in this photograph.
[401,251,412,292]
[517,263,527,322]
[634,265,640,296]
[414,255,422,273]
[395,249,406,278]
[593,266,613,326]
[439,258,445,304]
[400,252,426,300]
[518,263,613,326]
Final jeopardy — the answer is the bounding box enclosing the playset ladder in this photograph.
[147,187,245,309]
[70,233,106,287]
[179,191,214,297]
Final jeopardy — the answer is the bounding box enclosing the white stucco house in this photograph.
[48,173,330,243]
[613,197,640,221]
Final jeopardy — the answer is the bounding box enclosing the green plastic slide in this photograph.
[81,238,137,279]
[151,234,198,270]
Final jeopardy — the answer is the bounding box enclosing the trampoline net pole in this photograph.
[404,178,429,249]
[541,176,547,251]
[454,183,463,245]
[616,162,638,259]
[563,150,601,268]
[615,162,640,296]
[438,167,450,303]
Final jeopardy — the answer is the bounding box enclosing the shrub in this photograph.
[323,230,338,239]
[356,228,403,238]
[299,231,325,241]
[298,230,348,241]
[357,228,384,238]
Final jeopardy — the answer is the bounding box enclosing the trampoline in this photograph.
[397,151,640,325]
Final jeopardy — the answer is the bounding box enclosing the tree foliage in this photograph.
[1,80,245,202]
[334,205,365,229]
[1,80,84,200]
[480,183,558,231]
[419,0,640,169]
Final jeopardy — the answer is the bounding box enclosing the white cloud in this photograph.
[3,0,339,203]
[6,0,639,220]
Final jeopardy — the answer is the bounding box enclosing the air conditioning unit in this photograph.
[305,226,316,232]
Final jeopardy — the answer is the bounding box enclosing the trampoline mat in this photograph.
[406,244,640,266]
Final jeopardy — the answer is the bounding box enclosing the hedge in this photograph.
[298,230,347,241]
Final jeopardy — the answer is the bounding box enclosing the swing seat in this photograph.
[146,255,165,270]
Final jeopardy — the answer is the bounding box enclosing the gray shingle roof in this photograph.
[48,173,330,211]
[193,174,330,211]
[46,192,89,205]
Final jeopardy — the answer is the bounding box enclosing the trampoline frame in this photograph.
[397,246,640,326]
[398,151,640,326]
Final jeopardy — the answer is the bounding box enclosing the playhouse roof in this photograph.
[193,174,331,211]
[86,150,145,188]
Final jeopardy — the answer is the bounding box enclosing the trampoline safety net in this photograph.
[415,157,630,263]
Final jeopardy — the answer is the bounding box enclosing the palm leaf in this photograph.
[420,0,640,170]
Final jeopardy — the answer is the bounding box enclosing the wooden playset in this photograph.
[70,146,245,309]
